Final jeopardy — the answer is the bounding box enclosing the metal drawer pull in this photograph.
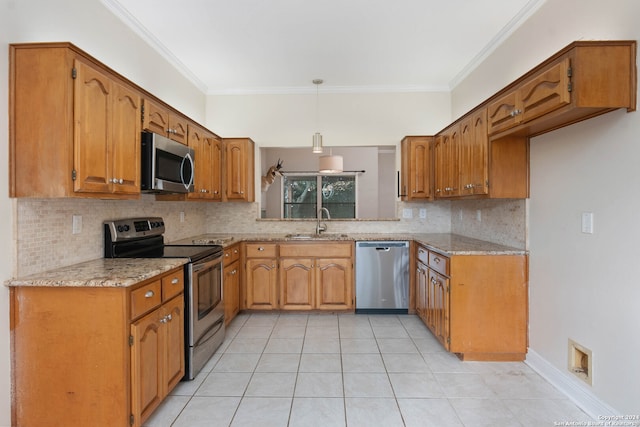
[144,290,155,298]
[171,278,179,284]
[258,247,264,251]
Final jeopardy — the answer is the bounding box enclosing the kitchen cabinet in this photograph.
[188,125,223,200]
[10,43,142,198]
[142,98,188,145]
[279,242,354,311]
[244,243,278,310]
[487,41,636,138]
[224,138,255,202]
[434,123,460,198]
[10,266,185,427]
[458,108,489,196]
[400,136,433,201]
[414,244,528,360]
[223,243,241,324]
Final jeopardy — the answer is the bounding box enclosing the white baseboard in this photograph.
[525,349,620,419]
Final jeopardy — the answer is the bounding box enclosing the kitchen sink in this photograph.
[285,233,350,240]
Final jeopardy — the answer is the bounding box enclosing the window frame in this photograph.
[280,172,359,219]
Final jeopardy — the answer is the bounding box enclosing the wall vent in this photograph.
[568,339,593,385]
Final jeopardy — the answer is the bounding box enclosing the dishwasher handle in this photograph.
[356,241,409,249]
[375,247,391,252]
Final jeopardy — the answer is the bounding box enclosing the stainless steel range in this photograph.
[104,217,225,380]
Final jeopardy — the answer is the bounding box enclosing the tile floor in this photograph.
[144,312,592,427]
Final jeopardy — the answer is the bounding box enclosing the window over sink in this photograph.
[283,174,357,219]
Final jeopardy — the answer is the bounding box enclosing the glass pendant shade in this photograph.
[312,132,323,153]
[319,154,343,173]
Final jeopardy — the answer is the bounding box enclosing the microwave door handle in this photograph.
[181,153,194,190]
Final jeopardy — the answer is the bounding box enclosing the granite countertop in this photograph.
[6,258,187,288]
[7,233,524,289]
[173,233,526,256]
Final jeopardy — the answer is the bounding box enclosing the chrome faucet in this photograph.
[316,207,331,235]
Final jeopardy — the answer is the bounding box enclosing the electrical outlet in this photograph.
[476,209,482,222]
[180,211,185,223]
[402,208,413,219]
[419,208,427,219]
[72,215,82,234]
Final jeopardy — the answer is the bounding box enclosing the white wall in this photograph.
[207,91,451,147]
[452,0,640,414]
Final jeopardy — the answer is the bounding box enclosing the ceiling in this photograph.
[103,0,544,95]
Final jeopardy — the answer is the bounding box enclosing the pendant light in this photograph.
[312,79,324,153]
[319,149,344,173]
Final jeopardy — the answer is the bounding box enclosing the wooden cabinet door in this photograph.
[401,136,432,200]
[162,294,185,395]
[434,125,459,198]
[428,269,449,350]
[280,258,314,310]
[131,309,163,427]
[111,82,141,194]
[223,260,240,324]
[210,135,223,200]
[245,258,278,309]
[187,126,206,199]
[73,59,112,193]
[169,115,188,145]
[142,98,169,136]
[487,90,519,135]
[460,109,488,196]
[316,258,353,310]
[225,139,248,201]
[518,57,571,124]
[415,261,428,321]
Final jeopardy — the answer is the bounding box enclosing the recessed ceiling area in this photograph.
[103,0,543,94]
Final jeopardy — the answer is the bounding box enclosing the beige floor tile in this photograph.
[343,372,394,397]
[289,397,346,427]
[230,397,292,427]
[397,398,463,427]
[344,397,404,427]
[245,372,297,397]
[172,396,241,427]
[299,353,342,372]
[295,372,344,397]
[342,353,385,373]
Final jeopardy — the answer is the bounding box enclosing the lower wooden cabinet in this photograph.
[223,244,241,324]
[10,266,185,427]
[242,241,354,311]
[414,244,528,361]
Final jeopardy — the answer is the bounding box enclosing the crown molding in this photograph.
[100,0,208,93]
[448,0,547,90]
[207,84,450,96]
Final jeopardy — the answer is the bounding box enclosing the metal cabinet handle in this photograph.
[166,314,172,321]
[433,257,441,264]
[144,290,154,298]
[171,278,179,284]
[258,247,264,251]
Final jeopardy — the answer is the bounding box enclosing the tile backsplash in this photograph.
[13,197,526,277]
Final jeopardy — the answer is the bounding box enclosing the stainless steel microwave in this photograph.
[141,131,195,193]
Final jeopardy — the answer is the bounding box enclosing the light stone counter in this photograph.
[5,258,187,287]
[172,233,526,256]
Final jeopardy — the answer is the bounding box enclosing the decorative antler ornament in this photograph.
[261,159,283,192]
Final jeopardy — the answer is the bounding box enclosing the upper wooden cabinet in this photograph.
[188,125,223,200]
[224,138,255,202]
[142,98,188,145]
[458,108,489,196]
[434,123,460,198]
[400,136,433,201]
[10,43,142,198]
[487,41,636,138]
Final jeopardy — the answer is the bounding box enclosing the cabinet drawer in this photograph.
[245,243,277,258]
[162,270,184,301]
[428,251,449,276]
[416,245,429,265]
[224,244,241,264]
[131,280,162,319]
[280,242,352,258]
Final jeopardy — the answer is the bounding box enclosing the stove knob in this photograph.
[123,225,130,232]
[117,225,124,232]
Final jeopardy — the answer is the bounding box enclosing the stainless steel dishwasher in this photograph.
[355,241,409,313]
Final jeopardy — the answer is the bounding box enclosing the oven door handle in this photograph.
[194,316,224,347]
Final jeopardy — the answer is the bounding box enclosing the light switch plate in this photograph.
[419,208,427,219]
[402,208,413,219]
[581,212,594,234]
